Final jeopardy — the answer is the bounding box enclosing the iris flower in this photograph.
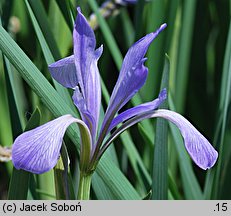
[12,8,218,175]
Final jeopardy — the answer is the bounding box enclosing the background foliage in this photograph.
[0,0,230,200]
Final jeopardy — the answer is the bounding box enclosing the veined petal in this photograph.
[73,8,102,140]
[12,115,92,174]
[103,109,218,170]
[119,23,167,80]
[99,24,167,142]
[72,88,97,140]
[98,61,148,144]
[108,89,167,132]
[152,110,218,170]
[48,55,78,89]
[73,7,97,94]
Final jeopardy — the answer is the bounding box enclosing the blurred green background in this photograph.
[0,0,230,200]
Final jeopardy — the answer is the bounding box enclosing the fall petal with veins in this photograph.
[153,109,218,170]
[12,115,90,174]
[105,109,218,170]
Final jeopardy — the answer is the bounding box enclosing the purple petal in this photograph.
[108,88,167,132]
[73,8,102,140]
[119,23,166,80]
[48,55,78,89]
[99,24,167,142]
[152,109,218,170]
[105,109,218,170]
[72,88,96,137]
[12,115,91,174]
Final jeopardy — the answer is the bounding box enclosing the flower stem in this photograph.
[77,172,92,200]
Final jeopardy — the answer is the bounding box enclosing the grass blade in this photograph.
[54,144,75,200]
[175,0,196,112]
[205,18,231,199]
[8,108,41,199]
[96,153,140,199]
[55,0,74,31]
[152,55,169,200]
[25,0,75,109]
[143,0,166,100]
[168,94,203,199]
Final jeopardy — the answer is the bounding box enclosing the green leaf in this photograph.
[96,153,140,199]
[55,0,74,31]
[204,18,231,199]
[27,0,60,60]
[142,190,152,200]
[120,9,134,48]
[152,55,169,200]
[3,56,26,129]
[8,169,30,200]
[92,172,117,199]
[168,95,203,199]
[143,0,166,100]
[8,107,41,200]
[25,0,75,110]
[134,0,145,41]
[3,55,23,139]
[168,170,182,200]
[120,132,151,193]
[24,107,41,131]
[175,0,196,112]
[54,144,75,200]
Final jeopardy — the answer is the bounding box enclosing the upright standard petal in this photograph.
[104,109,218,170]
[12,115,92,174]
[48,55,78,89]
[99,24,167,142]
[73,8,102,141]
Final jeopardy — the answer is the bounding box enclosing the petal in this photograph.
[73,8,102,140]
[72,88,96,139]
[152,110,218,170]
[99,24,167,142]
[48,55,78,89]
[99,62,148,143]
[104,109,218,170]
[119,23,167,80]
[73,7,97,94]
[110,59,148,114]
[12,115,91,174]
[108,88,167,132]
[84,46,102,136]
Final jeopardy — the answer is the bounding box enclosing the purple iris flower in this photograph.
[12,8,218,174]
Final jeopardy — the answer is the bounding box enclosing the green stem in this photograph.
[77,172,92,200]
